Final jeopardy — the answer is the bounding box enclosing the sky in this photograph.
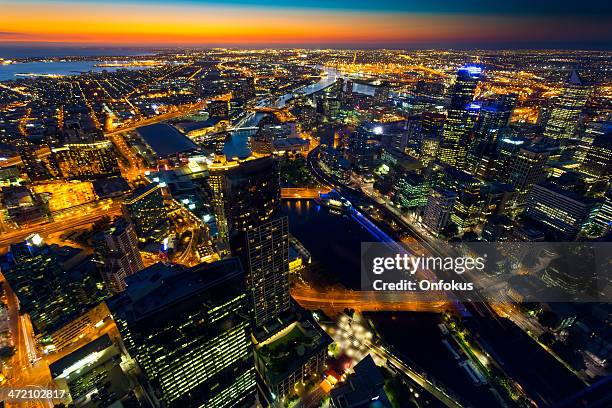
[1,1,611,48]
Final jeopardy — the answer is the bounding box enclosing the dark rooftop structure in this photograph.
[49,333,113,378]
[135,123,199,158]
[330,354,392,408]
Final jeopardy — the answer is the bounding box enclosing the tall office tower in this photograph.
[52,135,120,180]
[246,216,290,327]
[5,235,79,334]
[422,188,457,236]
[577,121,612,179]
[122,183,169,241]
[504,145,550,206]
[97,218,144,293]
[523,182,597,240]
[468,96,516,177]
[543,70,591,140]
[583,189,612,238]
[372,83,390,106]
[209,156,281,246]
[440,167,485,231]
[439,66,482,168]
[343,79,354,105]
[109,259,256,408]
[419,111,445,165]
[348,126,381,172]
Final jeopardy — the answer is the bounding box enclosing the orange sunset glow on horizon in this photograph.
[1,1,611,47]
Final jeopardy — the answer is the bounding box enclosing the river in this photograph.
[223,65,375,159]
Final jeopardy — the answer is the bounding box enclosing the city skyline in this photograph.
[1,1,611,48]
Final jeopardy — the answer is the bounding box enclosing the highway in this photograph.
[0,200,121,248]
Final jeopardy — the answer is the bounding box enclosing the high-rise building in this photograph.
[392,172,429,210]
[543,70,591,140]
[5,235,80,334]
[578,121,612,179]
[468,95,516,176]
[420,112,445,155]
[439,66,481,168]
[481,214,513,242]
[209,156,281,246]
[348,126,381,172]
[439,167,484,230]
[246,217,290,328]
[109,259,256,408]
[330,355,392,408]
[422,188,457,236]
[523,182,597,240]
[504,144,550,205]
[342,79,354,105]
[96,218,144,293]
[49,333,145,407]
[122,183,169,241]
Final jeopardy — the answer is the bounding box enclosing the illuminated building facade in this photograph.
[578,121,612,179]
[49,333,141,407]
[246,216,290,327]
[523,182,597,240]
[504,144,550,206]
[392,172,429,210]
[4,236,79,335]
[96,217,144,293]
[109,259,256,408]
[122,183,169,241]
[440,167,485,230]
[422,188,457,236]
[543,70,591,140]
[439,66,481,168]
[209,156,280,245]
[348,127,381,172]
[418,111,445,165]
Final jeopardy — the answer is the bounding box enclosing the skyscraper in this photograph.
[246,216,291,328]
[468,95,516,176]
[348,126,381,172]
[504,144,550,206]
[543,70,591,140]
[5,235,79,334]
[439,66,481,168]
[109,259,256,408]
[209,156,281,245]
[122,183,169,241]
[422,188,457,236]
[96,217,144,293]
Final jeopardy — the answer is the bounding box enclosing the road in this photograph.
[291,284,450,314]
[0,201,121,248]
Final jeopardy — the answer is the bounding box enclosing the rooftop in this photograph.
[135,123,199,157]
